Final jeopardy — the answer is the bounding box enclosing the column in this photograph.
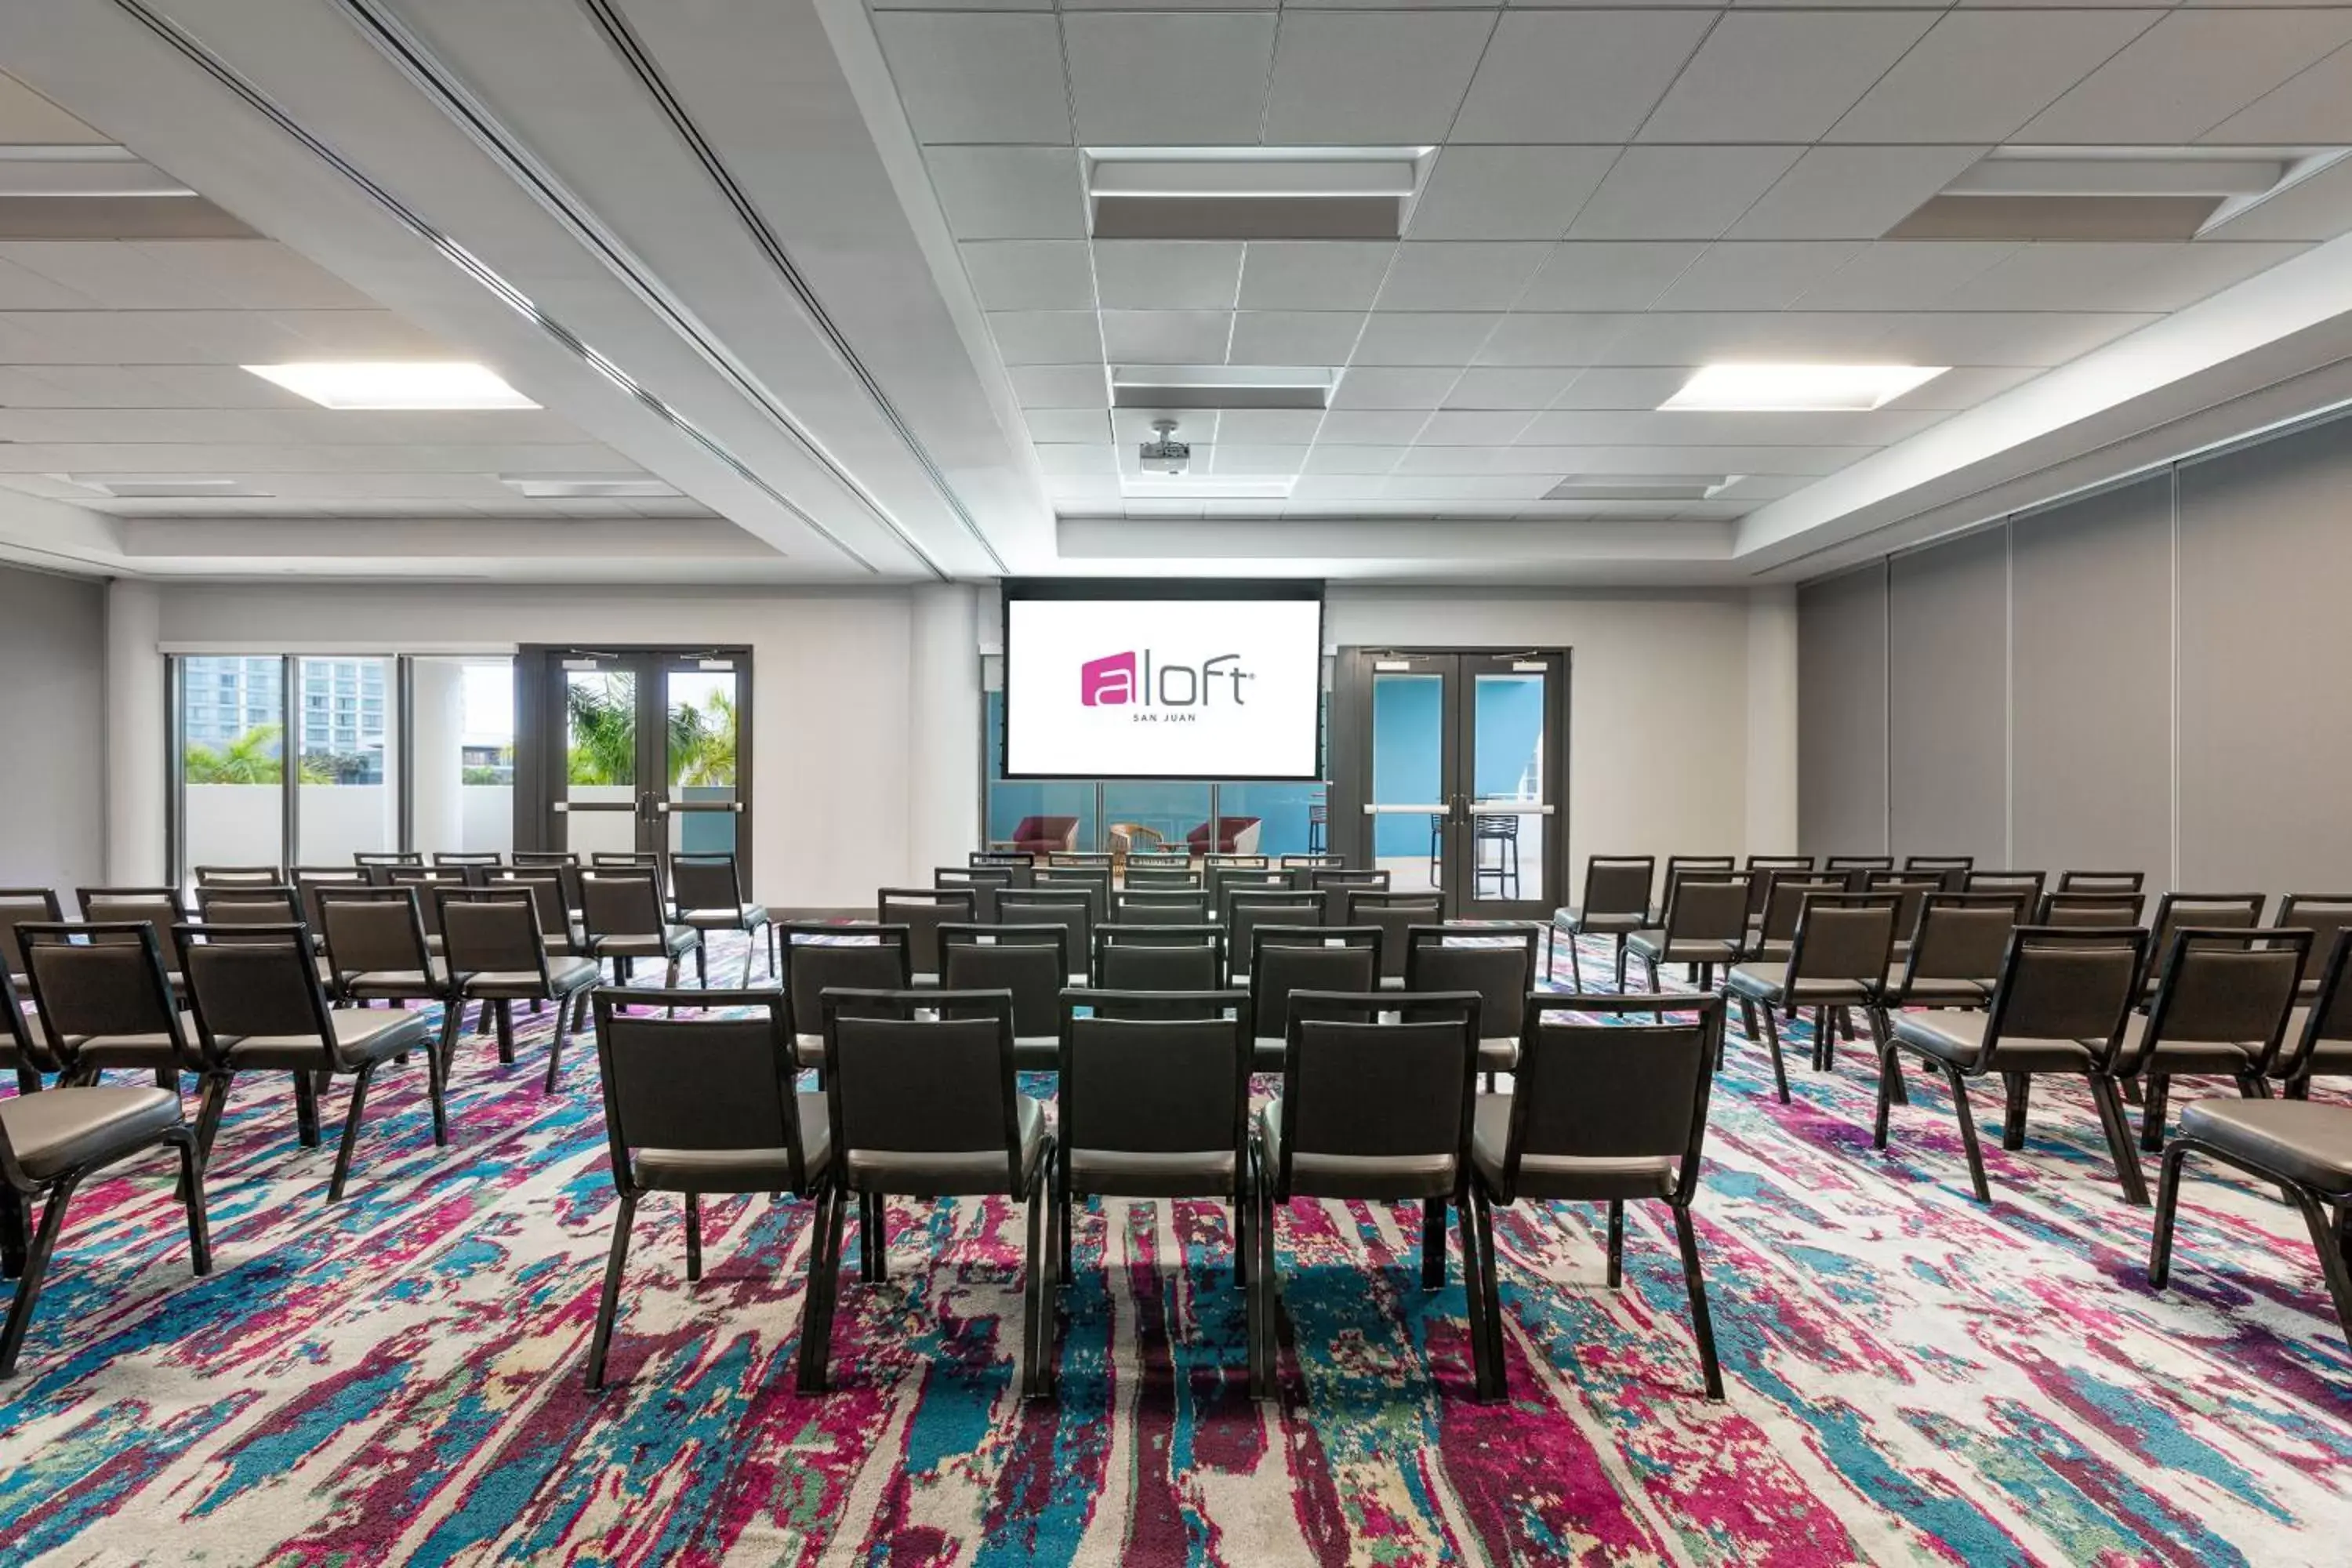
[906,583,981,879]
[410,655,466,854]
[105,579,167,883]
[1745,585,1799,856]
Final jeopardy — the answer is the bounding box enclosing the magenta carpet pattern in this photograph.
[2,930,2348,1566]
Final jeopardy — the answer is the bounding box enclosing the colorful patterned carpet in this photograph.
[2,931,2347,1566]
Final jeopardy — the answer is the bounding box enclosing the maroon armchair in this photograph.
[1008,816,1080,856]
[1186,816,1262,855]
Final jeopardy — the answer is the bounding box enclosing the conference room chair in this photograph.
[1113,890,1211,926]
[1121,868,1203,892]
[934,865,1012,923]
[781,922,913,1075]
[2272,930,2352,1098]
[289,867,371,939]
[968,849,1034,887]
[993,889,1095,982]
[590,851,663,874]
[1744,872,1847,964]
[0,889,62,991]
[877,887,977,987]
[2116,928,2308,1154]
[666,854,774,987]
[1561,856,1655,989]
[191,883,304,935]
[485,868,586,955]
[583,871,704,990]
[1051,989,1261,1396]
[1257,989,1483,1395]
[1225,891,1327,984]
[0,966,58,1095]
[176,921,441,1194]
[0,1057,209,1378]
[1876,926,2150,1205]
[510,850,586,916]
[1903,855,1974,893]
[439,890,603,1092]
[1880,894,2026,1016]
[384,868,467,953]
[800,989,1054,1399]
[1247,927,1381,1069]
[1204,853,1271,874]
[938,924,1066,1067]
[1963,870,2047,916]
[1280,853,1345,873]
[1049,852,1113,872]
[1032,868,1111,927]
[18,924,201,1097]
[2277,895,2352,1001]
[1468,993,1727,1403]
[1403,925,1539,1084]
[1124,851,1196,878]
[72,889,186,994]
[1741,856,1814,923]
[192,865,283,888]
[1860,873,1944,954]
[1308,868,1391,924]
[432,851,503,886]
[1092,924,1224,997]
[315,890,455,1041]
[1627,872,1752,992]
[1210,867,1294,909]
[1345,891,1445,984]
[2138,893,2267,1000]
[2149,1092,2352,1352]
[2056,870,2145,895]
[354,851,423,882]
[583,989,829,1392]
[2038,891,2147,928]
[1724,895,1900,1105]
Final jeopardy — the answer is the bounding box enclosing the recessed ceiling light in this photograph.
[499,474,681,499]
[1661,365,1946,414]
[0,144,194,198]
[1543,474,1734,503]
[1112,365,1335,411]
[242,361,539,411]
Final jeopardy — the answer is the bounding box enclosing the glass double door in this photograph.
[545,651,746,861]
[1345,650,1563,921]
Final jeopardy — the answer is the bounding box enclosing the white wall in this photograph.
[0,564,107,890]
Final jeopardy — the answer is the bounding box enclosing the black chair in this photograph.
[2137,893,2267,1000]
[1902,855,1973,893]
[1048,852,1112,872]
[670,854,774,987]
[2116,928,2308,1153]
[1258,989,1483,1394]
[192,864,283,888]
[354,851,423,881]
[1824,855,1893,891]
[72,889,186,991]
[1247,926,1381,1069]
[1472,812,1521,899]
[1308,868,1390,924]
[781,923,913,1074]
[316,887,452,1020]
[510,850,584,913]
[432,851,504,885]
[968,849,1033,887]
[2277,895,2352,1002]
[1033,867,1111,922]
[1210,866,1295,909]
[19,923,202,1093]
[438,890,602,1092]
[1123,851,1196,879]
[176,922,439,1196]
[1881,893,2024,1014]
[938,924,1068,1066]
[582,871,703,989]
[1878,926,2150,1205]
[383,868,467,952]
[1654,856,1736,920]
[994,889,1095,982]
[191,884,307,942]
[1627,873,1752,991]
[934,866,1013,923]
[2056,870,2144,895]
[1224,891,1325,982]
[877,887,978,985]
[1741,855,1814,913]
[800,989,1054,1398]
[485,868,586,957]
[1112,890,1211,927]
[1091,924,1223,996]
[1561,857,1655,989]
[1962,870,2047,916]
[1723,895,1900,1105]
[0,889,63,990]
[1744,871,1848,964]
[0,965,60,1095]
[2276,929,2352,1098]
[1120,868,1202,892]
[289,868,372,942]
[1468,993,1727,1402]
[1860,873,1942,956]
[1204,853,1270,874]
[1054,989,1258,1396]
[2038,891,2146,927]
[583,989,829,1391]
[1403,926,1538,1083]
[0,1073,209,1377]
[1346,891,1444,985]
[1281,853,1343,873]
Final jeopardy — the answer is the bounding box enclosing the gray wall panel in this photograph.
[1888,528,2007,867]
[1798,563,1887,856]
[2177,423,2352,894]
[0,564,106,891]
[2008,475,2176,887]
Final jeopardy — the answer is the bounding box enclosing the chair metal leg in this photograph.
[2001,1072,2030,1152]
[0,1174,79,1377]
[437,998,463,1080]
[193,1072,232,1167]
[860,1191,885,1284]
[1059,1187,1076,1279]
[1421,1195,1446,1288]
[169,1129,211,1276]
[1871,1007,1908,1107]
[2087,1074,2151,1206]
[740,929,758,989]
[1759,1007,1791,1105]
[1454,1193,1496,1401]
[1872,1043,1900,1149]
[1022,1151,1054,1400]
[543,1002,567,1095]
[495,1000,517,1066]
[0,1189,24,1280]
[1613,935,1628,991]
[1471,1189,1506,1398]
[1605,1199,1624,1287]
[2296,1185,2352,1348]
[570,986,590,1036]
[2238,1073,2273,1101]
[2140,1073,2170,1152]
[1813,1007,1835,1073]
[2148,1142,2189,1287]
[683,1192,704,1282]
[292,1071,321,1149]
[693,943,708,989]
[795,1184,848,1395]
[1943,1064,1991,1203]
[585,1191,637,1391]
[423,1026,448,1148]
[1670,1203,1725,1401]
[1258,1174,1280,1396]
[327,1065,375,1203]
[2285,1074,2311,1101]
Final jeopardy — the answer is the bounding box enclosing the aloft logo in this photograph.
[1080,650,1250,707]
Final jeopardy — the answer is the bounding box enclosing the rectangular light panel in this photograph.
[1662,364,1946,413]
[243,361,539,411]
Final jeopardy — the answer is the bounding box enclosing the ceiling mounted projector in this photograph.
[1138,419,1191,475]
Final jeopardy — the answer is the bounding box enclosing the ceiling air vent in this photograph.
[499,475,682,499]
[1112,365,1336,412]
[66,475,271,499]
[1887,147,2345,242]
[1086,148,1432,241]
[1541,475,1733,503]
[0,145,253,238]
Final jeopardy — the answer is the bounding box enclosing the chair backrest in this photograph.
[938,924,1068,1037]
[1824,855,1893,891]
[1903,855,1973,892]
[1279,852,1343,871]
[433,851,503,885]
[877,886,978,976]
[20,923,190,1056]
[0,963,49,1072]
[486,869,572,942]
[193,864,283,887]
[177,923,338,1056]
[1112,890,1211,926]
[1977,926,2147,1071]
[782,923,911,1037]
[592,989,815,1195]
[1210,866,1295,907]
[668,854,746,916]
[1661,873,1753,944]
[1661,856,1737,907]
[355,850,423,881]
[591,851,662,873]
[1049,851,1113,870]
[439,889,552,981]
[1496,993,1722,1203]
[74,887,183,961]
[1787,895,1900,983]
[1859,873,1942,944]
[1203,852,1269,871]
[2037,891,2146,927]
[194,884,303,942]
[1093,924,1223,993]
[384,868,467,934]
[1578,856,1656,920]
[0,888,65,978]
[2127,928,2308,1076]
[2143,892,2267,988]
[2281,929,2352,1078]
[1248,926,1381,1038]
[1346,891,1446,980]
[2277,895,2352,987]
[1755,873,1847,943]
[1125,850,1196,873]
[1269,990,1480,1196]
[1059,989,1251,1166]
[1308,867,1389,922]
[580,871,667,943]
[1739,856,1809,919]
[318,887,436,982]
[1962,870,2046,918]
[1225,891,1327,976]
[969,849,1034,887]
[289,867,372,933]
[2056,870,2144,895]
[1403,927,1538,1038]
[1899,894,2023,986]
[1120,868,1203,891]
[993,887,1095,964]
[824,989,1025,1192]
[512,850,580,867]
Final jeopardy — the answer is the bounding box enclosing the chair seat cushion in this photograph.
[2,1084,182,1181]
[65,1033,188,1070]
[1725,962,1872,1006]
[464,956,600,999]
[1626,931,1740,965]
[682,904,769,929]
[1257,1101,1456,1200]
[345,960,451,995]
[1886,971,1991,1006]
[2179,1099,2352,1193]
[1468,1095,1675,1201]
[2115,1014,2266,1076]
[794,1030,826,1069]
[596,925,701,960]
[1013,1035,1059,1072]
[1069,1146,1238,1198]
[1890,1011,2097,1071]
[228,1007,431,1069]
[1563,909,1645,935]
[634,1093,833,1192]
[846,1094,1049,1198]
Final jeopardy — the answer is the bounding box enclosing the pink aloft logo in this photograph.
[1080,650,1249,707]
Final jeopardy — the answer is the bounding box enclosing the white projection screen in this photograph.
[1004,583,1324,780]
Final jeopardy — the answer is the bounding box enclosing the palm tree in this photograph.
[565,677,636,786]
[669,690,737,787]
[183,722,285,784]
